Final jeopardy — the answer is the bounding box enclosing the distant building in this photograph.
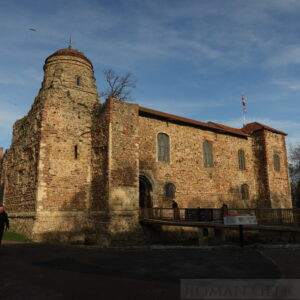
[0,48,292,245]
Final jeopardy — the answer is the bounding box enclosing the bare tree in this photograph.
[101,69,136,102]
[289,144,300,207]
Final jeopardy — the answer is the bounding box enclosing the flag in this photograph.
[242,95,246,113]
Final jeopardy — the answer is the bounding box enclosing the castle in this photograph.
[0,48,292,245]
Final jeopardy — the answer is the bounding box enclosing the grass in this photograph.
[3,231,31,242]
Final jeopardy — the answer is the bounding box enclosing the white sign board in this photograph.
[224,214,258,225]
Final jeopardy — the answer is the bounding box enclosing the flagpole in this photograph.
[242,95,246,127]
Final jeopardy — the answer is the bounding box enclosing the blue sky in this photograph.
[0,0,300,152]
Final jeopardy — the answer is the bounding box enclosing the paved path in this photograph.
[0,242,299,300]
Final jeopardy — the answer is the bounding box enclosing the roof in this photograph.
[208,121,247,137]
[242,122,287,136]
[45,48,93,69]
[138,106,287,137]
[139,106,249,138]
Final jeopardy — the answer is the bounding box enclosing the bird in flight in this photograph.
[29,28,37,32]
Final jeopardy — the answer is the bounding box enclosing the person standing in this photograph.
[0,205,9,245]
[172,200,180,220]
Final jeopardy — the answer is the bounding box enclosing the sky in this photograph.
[0,0,300,153]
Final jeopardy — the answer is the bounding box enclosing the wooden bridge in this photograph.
[139,207,300,247]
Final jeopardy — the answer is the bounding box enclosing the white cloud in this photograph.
[271,79,300,90]
[267,46,300,67]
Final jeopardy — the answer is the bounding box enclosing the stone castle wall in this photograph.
[91,102,110,212]
[36,53,98,212]
[264,131,291,208]
[30,53,101,242]
[138,114,291,209]
[0,93,44,237]
[0,48,292,245]
[0,96,42,213]
[250,131,270,207]
[0,147,4,202]
[138,114,258,209]
[108,99,143,243]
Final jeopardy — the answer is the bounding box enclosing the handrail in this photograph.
[139,207,300,226]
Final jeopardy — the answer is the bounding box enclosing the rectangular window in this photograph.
[241,184,249,200]
[203,141,213,167]
[76,76,81,87]
[238,149,246,170]
[157,133,170,163]
[74,145,78,159]
[274,154,280,171]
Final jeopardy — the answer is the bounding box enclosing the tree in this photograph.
[100,69,136,102]
[289,144,300,207]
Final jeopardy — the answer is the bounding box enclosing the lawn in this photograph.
[3,231,31,242]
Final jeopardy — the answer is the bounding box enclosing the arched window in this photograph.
[76,76,81,86]
[203,141,213,167]
[238,149,246,170]
[157,133,170,163]
[165,183,176,200]
[241,184,249,200]
[273,154,280,171]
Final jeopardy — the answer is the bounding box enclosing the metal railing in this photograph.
[227,208,300,226]
[140,207,300,226]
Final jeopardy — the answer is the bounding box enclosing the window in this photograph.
[157,133,170,163]
[76,76,81,86]
[241,184,249,200]
[165,183,176,200]
[203,141,213,167]
[74,145,78,159]
[238,149,246,170]
[274,154,280,171]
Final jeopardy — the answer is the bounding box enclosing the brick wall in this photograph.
[264,131,292,208]
[90,102,110,211]
[138,114,291,209]
[0,97,42,212]
[35,53,99,213]
[107,99,142,243]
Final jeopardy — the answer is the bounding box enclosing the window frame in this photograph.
[157,132,170,163]
[241,184,249,200]
[203,140,213,167]
[273,153,280,172]
[238,149,246,170]
[165,183,176,200]
[76,76,81,87]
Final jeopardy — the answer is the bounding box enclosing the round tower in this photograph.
[42,48,99,106]
[32,48,100,244]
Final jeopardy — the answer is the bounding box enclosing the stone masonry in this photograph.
[0,48,292,245]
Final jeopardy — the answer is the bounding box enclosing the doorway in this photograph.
[139,175,153,208]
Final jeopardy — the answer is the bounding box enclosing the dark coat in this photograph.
[172,201,178,209]
[0,211,9,230]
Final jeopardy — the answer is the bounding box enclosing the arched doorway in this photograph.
[139,175,153,208]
